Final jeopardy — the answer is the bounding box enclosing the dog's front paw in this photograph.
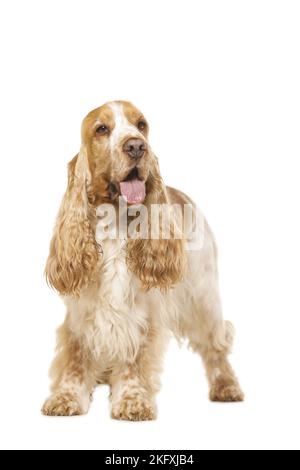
[111,395,157,421]
[42,392,84,416]
[210,379,244,402]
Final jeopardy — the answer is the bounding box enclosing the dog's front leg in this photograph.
[42,323,95,416]
[109,327,167,421]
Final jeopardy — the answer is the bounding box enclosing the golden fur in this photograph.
[42,101,243,419]
[46,151,100,296]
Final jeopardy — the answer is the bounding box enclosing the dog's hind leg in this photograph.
[188,295,244,402]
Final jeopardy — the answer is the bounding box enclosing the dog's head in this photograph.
[46,101,185,296]
[82,101,158,206]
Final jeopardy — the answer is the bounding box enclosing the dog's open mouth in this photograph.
[119,168,146,204]
[123,167,139,181]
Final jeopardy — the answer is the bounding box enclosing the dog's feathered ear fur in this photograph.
[45,147,100,296]
[126,155,186,291]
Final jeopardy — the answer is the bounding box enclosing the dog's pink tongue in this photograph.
[120,179,146,204]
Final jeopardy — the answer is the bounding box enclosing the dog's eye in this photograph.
[96,125,108,135]
[137,120,147,131]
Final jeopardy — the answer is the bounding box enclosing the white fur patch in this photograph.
[108,102,143,151]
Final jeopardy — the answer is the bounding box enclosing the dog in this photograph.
[42,100,243,420]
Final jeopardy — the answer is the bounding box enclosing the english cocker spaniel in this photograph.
[42,101,243,419]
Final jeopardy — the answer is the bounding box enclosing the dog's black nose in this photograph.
[123,138,147,160]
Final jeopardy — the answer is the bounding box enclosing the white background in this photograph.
[0,0,299,450]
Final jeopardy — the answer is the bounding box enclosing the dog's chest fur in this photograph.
[65,238,149,366]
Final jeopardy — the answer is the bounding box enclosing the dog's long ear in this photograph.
[45,147,100,296]
[126,155,186,291]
